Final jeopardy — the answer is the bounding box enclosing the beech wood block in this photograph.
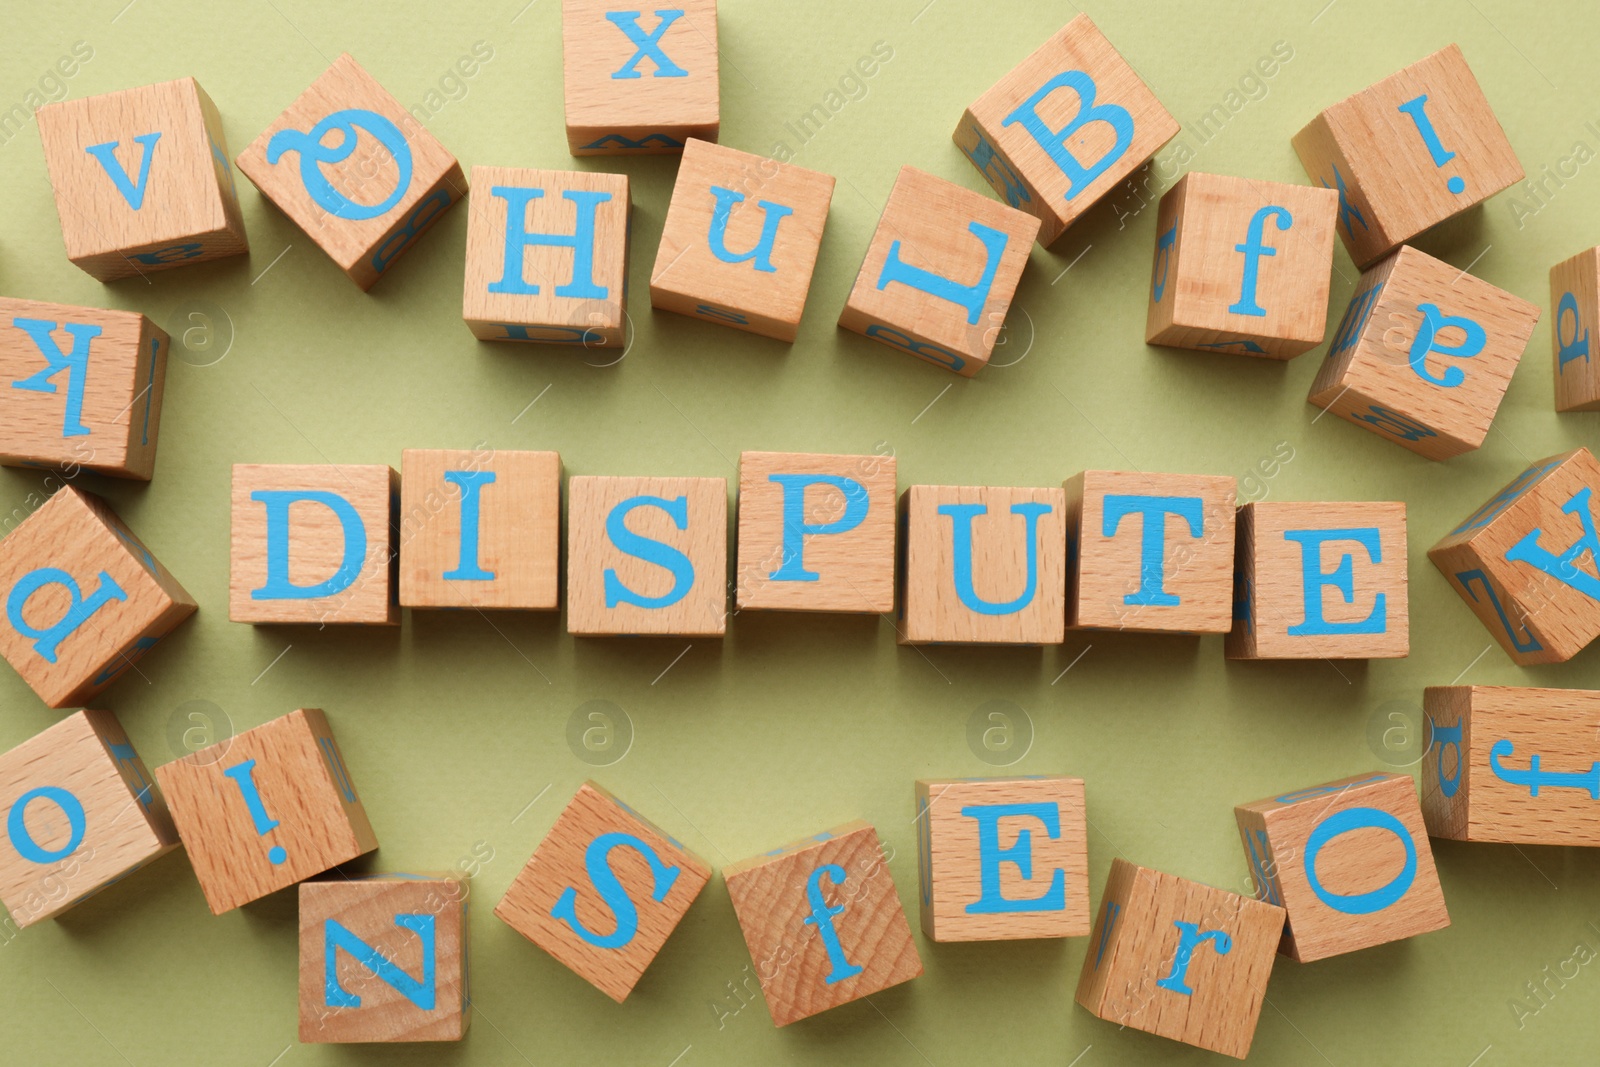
[36,77,248,282]
[838,165,1039,377]
[1235,772,1448,963]
[723,821,922,1026]
[494,782,709,1003]
[954,14,1179,247]
[235,53,465,290]
[1227,500,1408,660]
[1308,244,1539,460]
[0,709,176,928]
[154,708,377,915]
[1292,44,1523,268]
[1550,246,1600,412]
[0,486,195,708]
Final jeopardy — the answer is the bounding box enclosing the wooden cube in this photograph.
[494,782,709,1003]
[566,475,727,636]
[1292,44,1523,269]
[462,167,630,346]
[838,166,1039,377]
[1428,448,1600,664]
[1550,246,1600,412]
[1145,173,1338,359]
[235,53,465,290]
[954,14,1179,248]
[562,0,718,155]
[154,708,377,914]
[0,486,195,708]
[1308,245,1539,460]
[1076,859,1283,1060]
[915,776,1088,942]
[0,710,177,928]
[230,464,398,626]
[36,77,248,282]
[0,299,169,480]
[1235,772,1448,963]
[299,874,469,1043]
[724,821,922,1026]
[898,485,1067,644]
[1065,470,1236,633]
[399,448,561,610]
[650,139,835,341]
[1227,501,1408,660]
[735,451,895,613]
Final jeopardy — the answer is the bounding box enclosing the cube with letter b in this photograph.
[1550,245,1600,412]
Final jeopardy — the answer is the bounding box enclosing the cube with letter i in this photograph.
[736,451,896,613]
[1428,448,1600,664]
[724,821,922,1026]
[1308,245,1538,460]
[493,782,710,1002]
[954,14,1180,247]
[36,78,248,281]
[1076,859,1283,1060]
[1235,772,1448,963]
[462,167,630,347]
[838,166,1038,377]
[1228,501,1408,659]
[1293,44,1523,268]
[915,776,1088,941]
[1550,246,1600,412]
[1145,173,1338,359]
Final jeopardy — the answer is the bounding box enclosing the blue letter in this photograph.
[1397,94,1466,195]
[940,502,1053,615]
[1102,495,1204,606]
[768,474,869,582]
[489,186,610,299]
[1430,717,1463,798]
[1002,71,1134,200]
[961,803,1066,914]
[1489,740,1600,799]
[1228,206,1292,317]
[1409,303,1485,387]
[877,222,1008,325]
[551,832,681,949]
[6,568,126,663]
[1283,528,1386,637]
[1151,221,1177,303]
[249,490,367,601]
[1157,921,1231,995]
[85,133,161,210]
[607,10,688,78]
[7,786,86,864]
[1558,291,1590,369]
[1505,487,1600,601]
[803,864,864,984]
[707,186,792,272]
[1304,807,1416,914]
[324,914,436,1010]
[267,110,411,220]
[443,471,496,582]
[11,318,101,438]
[603,495,696,609]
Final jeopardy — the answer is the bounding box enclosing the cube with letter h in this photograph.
[838,166,1038,377]
[915,776,1089,941]
[494,782,710,1002]
[1550,245,1600,412]
[463,167,630,347]
[235,54,465,290]
[1228,500,1408,659]
[1235,772,1448,963]
[1293,44,1523,269]
[1145,173,1338,359]
[1429,448,1600,664]
[955,14,1179,248]
[36,77,248,282]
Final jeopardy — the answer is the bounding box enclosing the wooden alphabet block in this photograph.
[954,14,1180,248]
[1550,246,1600,411]
[566,475,727,636]
[915,776,1088,942]
[299,874,469,1043]
[1428,448,1600,664]
[399,448,561,610]
[494,782,709,1003]
[1145,172,1339,359]
[0,299,169,479]
[230,464,398,626]
[154,708,377,915]
[1292,44,1523,268]
[724,821,922,1026]
[898,485,1066,644]
[235,53,465,290]
[0,486,195,708]
[1065,470,1236,633]
[0,710,177,928]
[838,166,1039,377]
[650,139,835,341]
[1235,772,1448,963]
[36,77,248,282]
[1227,501,1408,660]
[462,167,630,346]
[1308,245,1539,460]
[1076,859,1283,1060]
[562,0,719,155]
[735,451,896,613]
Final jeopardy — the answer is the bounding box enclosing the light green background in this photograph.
[1,0,1598,1063]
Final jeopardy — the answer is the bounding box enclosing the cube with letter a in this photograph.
[955,14,1179,248]
[1550,245,1600,412]
[1235,772,1448,963]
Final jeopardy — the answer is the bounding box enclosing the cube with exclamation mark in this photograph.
[154,708,377,914]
